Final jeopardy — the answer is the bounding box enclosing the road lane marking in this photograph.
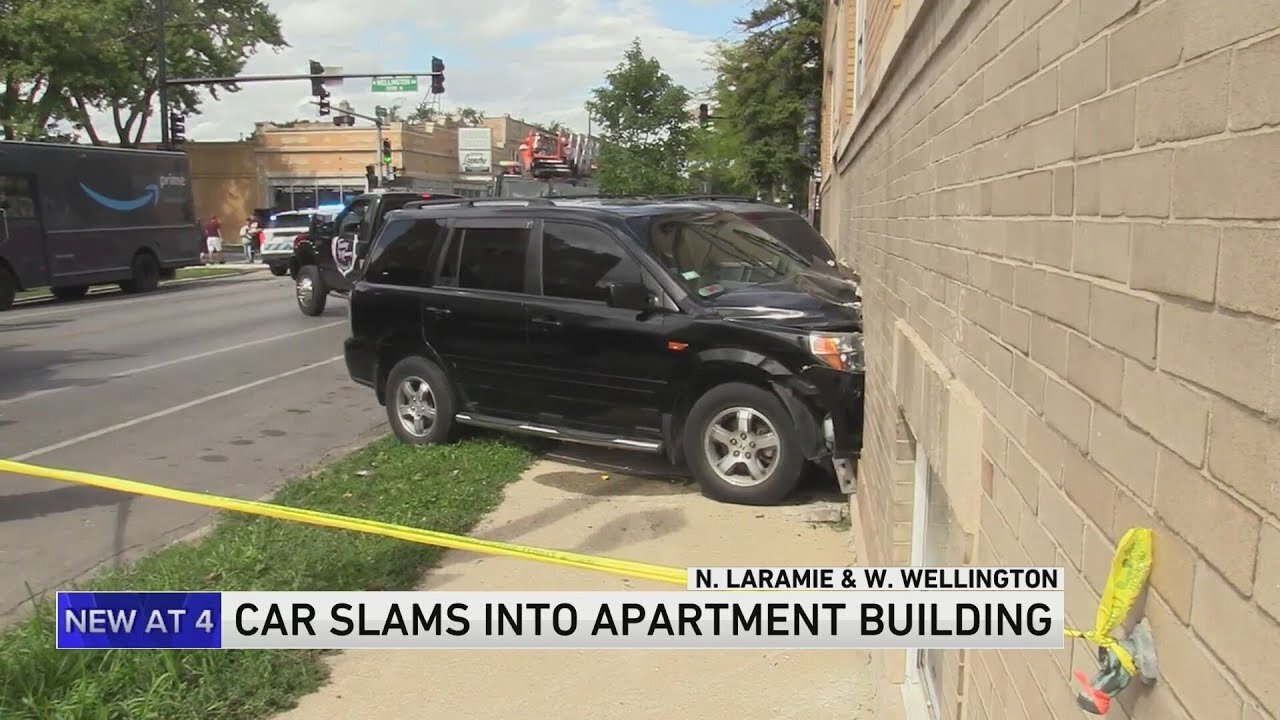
[0,321,344,407]
[9,355,343,461]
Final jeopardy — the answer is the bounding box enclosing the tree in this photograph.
[585,38,695,195]
[687,121,757,197]
[694,0,823,208]
[455,106,484,125]
[545,120,574,135]
[0,0,104,139]
[404,99,438,124]
[0,0,285,145]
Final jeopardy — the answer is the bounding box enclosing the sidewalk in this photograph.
[277,453,886,720]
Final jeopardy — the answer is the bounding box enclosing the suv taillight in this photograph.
[293,233,309,249]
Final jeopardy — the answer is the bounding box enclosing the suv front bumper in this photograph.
[796,365,864,494]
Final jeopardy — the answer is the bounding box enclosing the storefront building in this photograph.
[184,114,546,224]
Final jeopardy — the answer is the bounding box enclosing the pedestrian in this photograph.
[239,217,258,263]
[203,214,223,264]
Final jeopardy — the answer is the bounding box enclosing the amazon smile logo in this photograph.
[80,183,159,211]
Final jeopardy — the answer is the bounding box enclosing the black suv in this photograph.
[291,189,463,316]
[342,198,864,505]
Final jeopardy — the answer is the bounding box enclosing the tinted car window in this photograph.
[0,175,37,218]
[453,227,529,293]
[742,212,835,264]
[541,222,641,302]
[363,218,447,287]
[335,199,369,235]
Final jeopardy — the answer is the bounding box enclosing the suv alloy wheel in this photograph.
[683,382,805,505]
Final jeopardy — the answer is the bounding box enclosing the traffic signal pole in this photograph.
[165,71,441,86]
[156,0,170,147]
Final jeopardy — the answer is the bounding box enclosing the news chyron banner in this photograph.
[57,566,1064,650]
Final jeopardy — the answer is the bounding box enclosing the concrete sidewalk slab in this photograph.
[278,456,883,719]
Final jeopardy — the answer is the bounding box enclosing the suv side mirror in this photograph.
[606,282,652,312]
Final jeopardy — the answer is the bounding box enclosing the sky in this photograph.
[105,0,755,143]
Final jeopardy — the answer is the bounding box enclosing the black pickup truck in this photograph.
[291,189,462,316]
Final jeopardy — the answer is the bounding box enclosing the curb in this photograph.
[12,268,265,306]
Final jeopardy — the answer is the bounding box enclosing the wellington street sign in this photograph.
[372,76,418,93]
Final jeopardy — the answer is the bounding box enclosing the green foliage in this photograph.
[454,106,484,125]
[586,38,695,195]
[689,0,823,208]
[0,0,285,145]
[0,435,536,719]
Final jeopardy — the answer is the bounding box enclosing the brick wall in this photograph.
[823,0,1280,717]
[185,141,258,226]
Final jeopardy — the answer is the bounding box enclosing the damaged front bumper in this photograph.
[800,365,865,495]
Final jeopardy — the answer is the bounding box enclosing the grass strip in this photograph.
[14,267,246,301]
[0,435,535,720]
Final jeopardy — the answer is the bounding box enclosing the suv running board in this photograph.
[454,412,663,454]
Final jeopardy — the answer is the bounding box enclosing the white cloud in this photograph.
[87,0,727,143]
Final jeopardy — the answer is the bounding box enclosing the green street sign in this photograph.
[375,105,388,118]
[372,76,418,93]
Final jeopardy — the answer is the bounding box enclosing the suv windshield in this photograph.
[741,212,836,265]
[641,211,813,299]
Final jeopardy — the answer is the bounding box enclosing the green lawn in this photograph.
[14,266,244,301]
[0,435,535,720]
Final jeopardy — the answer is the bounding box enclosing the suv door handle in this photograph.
[425,306,452,317]
[531,316,561,328]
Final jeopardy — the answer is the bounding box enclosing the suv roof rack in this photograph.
[649,194,759,202]
[400,197,557,210]
[547,193,763,204]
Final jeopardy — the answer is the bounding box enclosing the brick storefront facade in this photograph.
[821,0,1280,718]
[183,114,547,226]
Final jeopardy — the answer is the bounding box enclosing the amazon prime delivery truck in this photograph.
[0,141,203,310]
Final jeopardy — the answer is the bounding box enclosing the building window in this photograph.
[908,442,946,719]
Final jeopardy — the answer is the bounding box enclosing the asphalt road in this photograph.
[0,272,386,621]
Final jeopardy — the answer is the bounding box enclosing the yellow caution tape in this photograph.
[1063,527,1153,674]
[0,459,688,588]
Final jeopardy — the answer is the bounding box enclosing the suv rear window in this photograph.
[741,212,836,265]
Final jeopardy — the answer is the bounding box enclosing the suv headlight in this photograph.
[808,331,865,373]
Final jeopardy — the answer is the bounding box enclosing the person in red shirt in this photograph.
[203,214,223,264]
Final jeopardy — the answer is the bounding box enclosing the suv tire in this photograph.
[295,265,327,316]
[269,264,288,277]
[384,356,456,445]
[683,382,804,506]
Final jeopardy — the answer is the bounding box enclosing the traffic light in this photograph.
[430,56,445,95]
[698,103,710,126]
[318,93,331,116]
[333,115,355,127]
[381,140,392,166]
[309,60,326,96]
[365,164,378,190]
[170,112,186,145]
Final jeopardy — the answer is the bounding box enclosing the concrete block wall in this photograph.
[822,0,1280,717]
